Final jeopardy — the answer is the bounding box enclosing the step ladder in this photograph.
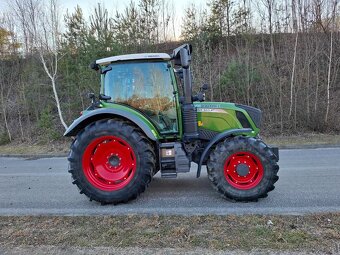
[159,142,190,178]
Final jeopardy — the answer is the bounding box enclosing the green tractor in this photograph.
[65,44,279,204]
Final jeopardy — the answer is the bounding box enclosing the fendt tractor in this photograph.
[64,44,279,204]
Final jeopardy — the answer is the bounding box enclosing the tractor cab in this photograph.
[96,53,179,135]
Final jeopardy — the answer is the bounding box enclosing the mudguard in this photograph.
[196,128,253,178]
[64,108,158,141]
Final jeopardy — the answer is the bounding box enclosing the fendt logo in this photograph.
[197,108,227,113]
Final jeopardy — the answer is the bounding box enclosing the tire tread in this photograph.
[68,118,156,204]
[207,136,279,202]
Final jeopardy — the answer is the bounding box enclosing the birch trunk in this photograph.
[325,31,333,123]
[289,32,298,118]
[40,51,68,130]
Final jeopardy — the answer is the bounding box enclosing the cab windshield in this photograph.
[103,61,178,134]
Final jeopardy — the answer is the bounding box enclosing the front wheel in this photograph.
[207,136,279,201]
[68,119,156,204]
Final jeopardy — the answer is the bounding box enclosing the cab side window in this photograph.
[104,61,178,134]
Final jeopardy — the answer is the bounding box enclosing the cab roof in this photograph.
[96,53,171,65]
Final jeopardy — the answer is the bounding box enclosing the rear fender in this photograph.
[64,108,158,141]
[196,128,253,177]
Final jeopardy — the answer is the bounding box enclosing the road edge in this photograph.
[0,143,340,158]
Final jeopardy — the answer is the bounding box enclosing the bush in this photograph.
[220,61,261,98]
[37,108,60,142]
[0,132,10,145]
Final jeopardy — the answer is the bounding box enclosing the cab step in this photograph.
[161,169,177,178]
[159,142,190,178]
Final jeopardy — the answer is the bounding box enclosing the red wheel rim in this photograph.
[82,136,137,191]
[224,151,264,190]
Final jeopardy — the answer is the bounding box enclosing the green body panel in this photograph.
[194,102,259,137]
[88,100,260,140]
[91,102,162,140]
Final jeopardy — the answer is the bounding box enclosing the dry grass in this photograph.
[0,140,69,156]
[0,133,339,156]
[262,133,340,147]
[0,213,339,253]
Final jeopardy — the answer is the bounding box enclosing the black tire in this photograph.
[68,119,156,204]
[207,136,279,201]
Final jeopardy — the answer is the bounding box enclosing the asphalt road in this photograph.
[0,147,339,216]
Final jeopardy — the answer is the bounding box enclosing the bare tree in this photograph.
[260,0,276,60]
[325,0,338,123]
[292,0,298,31]
[11,0,68,129]
[289,32,299,119]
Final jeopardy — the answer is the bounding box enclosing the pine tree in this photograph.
[181,4,200,41]
[63,5,88,53]
[138,0,160,44]
[113,1,141,47]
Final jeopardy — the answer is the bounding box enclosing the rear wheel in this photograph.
[68,119,156,204]
[207,136,279,201]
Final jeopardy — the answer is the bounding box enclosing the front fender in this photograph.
[196,128,253,177]
[64,108,158,141]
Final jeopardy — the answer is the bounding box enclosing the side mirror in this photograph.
[89,62,99,71]
[180,48,189,69]
[171,44,193,66]
[201,84,209,91]
[88,92,96,104]
[99,94,111,101]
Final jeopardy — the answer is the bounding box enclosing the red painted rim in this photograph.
[82,136,136,191]
[224,151,264,190]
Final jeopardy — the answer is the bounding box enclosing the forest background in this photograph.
[0,0,339,145]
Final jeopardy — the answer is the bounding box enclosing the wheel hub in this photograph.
[236,163,249,176]
[108,155,120,167]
